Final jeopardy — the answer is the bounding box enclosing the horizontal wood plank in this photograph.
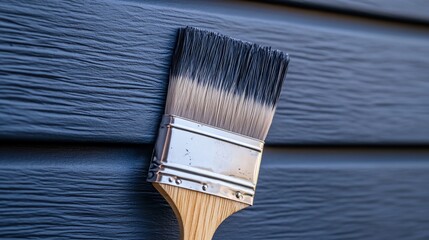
[1,0,429,144]
[1,144,428,239]
[279,0,429,23]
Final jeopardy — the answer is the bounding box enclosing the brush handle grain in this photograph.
[153,183,248,240]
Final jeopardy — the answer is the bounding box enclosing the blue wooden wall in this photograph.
[1,0,429,239]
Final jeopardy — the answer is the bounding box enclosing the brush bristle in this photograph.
[165,27,290,140]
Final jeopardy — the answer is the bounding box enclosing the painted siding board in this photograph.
[279,0,429,23]
[1,144,428,239]
[1,1,429,144]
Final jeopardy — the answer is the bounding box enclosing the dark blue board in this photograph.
[0,144,428,239]
[1,0,429,144]
[278,0,429,23]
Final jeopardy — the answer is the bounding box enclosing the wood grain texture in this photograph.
[154,183,247,240]
[1,0,429,144]
[1,144,429,239]
[279,0,429,23]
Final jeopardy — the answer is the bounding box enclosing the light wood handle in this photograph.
[153,183,249,240]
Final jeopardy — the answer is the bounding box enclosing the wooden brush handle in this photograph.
[153,183,249,240]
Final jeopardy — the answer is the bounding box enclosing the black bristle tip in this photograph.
[171,27,290,107]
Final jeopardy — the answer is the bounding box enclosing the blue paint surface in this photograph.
[1,0,429,144]
[1,144,429,239]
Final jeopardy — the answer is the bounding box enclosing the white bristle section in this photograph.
[166,76,275,140]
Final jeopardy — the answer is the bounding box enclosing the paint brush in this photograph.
[147,27,289,240]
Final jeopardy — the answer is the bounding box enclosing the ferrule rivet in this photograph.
[168,177,173,183]
[175,178,182,185]
[202,184,208,191]
[235,191,243,199]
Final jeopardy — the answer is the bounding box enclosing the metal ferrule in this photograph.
[147,115,264,205]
